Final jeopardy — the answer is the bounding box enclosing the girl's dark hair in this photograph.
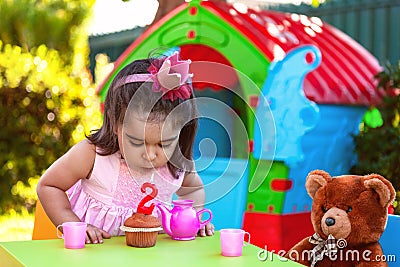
[87,56,198,178]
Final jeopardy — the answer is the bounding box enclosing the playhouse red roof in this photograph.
[196,1,384,105]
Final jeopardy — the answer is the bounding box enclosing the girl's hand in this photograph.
[86,224,111,244]
[198,222,215,237]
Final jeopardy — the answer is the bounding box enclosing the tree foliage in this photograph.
[0,0,100,214]
[0,42,101,213]
[0,0,94,66]
[352,61,400,214]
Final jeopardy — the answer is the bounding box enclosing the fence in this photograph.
[270,0,400,66]
[88,0,400,77]
[89,27,144,78]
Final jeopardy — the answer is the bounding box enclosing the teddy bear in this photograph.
[285,170,395,267]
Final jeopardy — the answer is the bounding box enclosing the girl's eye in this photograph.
[159,143,172,148]
[322,206,328,213]
[346,207,352,213]
[129,141,143,147]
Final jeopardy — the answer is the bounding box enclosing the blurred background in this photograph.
[0,0,398,241]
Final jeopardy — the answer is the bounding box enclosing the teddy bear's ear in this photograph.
[305,170,331,199]
[363,174,396,207]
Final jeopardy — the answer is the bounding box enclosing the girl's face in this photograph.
[118,114,180,170]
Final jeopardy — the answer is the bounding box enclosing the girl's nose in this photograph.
[143,147,157,161]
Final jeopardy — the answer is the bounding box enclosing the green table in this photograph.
[0,233,302,267]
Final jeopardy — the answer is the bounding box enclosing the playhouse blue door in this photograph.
[193,88,248,230]
[196,157,248,230]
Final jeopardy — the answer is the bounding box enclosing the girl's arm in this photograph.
[176,172,214,236]
[36,139,111,243]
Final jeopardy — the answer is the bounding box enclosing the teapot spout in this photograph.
[156,203,173,236]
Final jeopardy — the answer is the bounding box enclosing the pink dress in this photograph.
[67,151,184,236]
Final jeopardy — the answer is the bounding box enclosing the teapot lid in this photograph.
[172,199,194,206]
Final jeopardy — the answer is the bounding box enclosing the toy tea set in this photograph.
[57,180,248,257]
[57,180,215,250]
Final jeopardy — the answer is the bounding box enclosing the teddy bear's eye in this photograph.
[346,207,352,213]
[322,206,328,212]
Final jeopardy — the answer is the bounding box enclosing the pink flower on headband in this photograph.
[148,52,193,101]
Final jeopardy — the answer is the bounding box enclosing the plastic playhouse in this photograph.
[97,0,386,253]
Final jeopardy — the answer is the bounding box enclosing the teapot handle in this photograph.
[197,208,213,227]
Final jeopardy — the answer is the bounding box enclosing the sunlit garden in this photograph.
[0,0,103,242]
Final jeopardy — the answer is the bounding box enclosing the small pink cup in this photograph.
[56,222,87,249]
[220,228,251,257]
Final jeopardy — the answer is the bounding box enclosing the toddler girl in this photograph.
[37,52,214,244]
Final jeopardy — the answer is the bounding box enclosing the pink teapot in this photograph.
[156,199,213,241]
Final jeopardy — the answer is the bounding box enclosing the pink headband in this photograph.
[119,52,193,101]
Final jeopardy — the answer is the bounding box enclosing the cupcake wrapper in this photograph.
[120,225,162,248]
[126,231,158,248]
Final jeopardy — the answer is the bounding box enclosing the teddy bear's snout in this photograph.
[325,217,335,226]
[321,207,351,239]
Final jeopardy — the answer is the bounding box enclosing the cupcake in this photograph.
[120,212,162,248]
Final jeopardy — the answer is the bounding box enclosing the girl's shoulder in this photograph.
[61,139,96,170]
[43,140,97,183]
[72,140,122,167]
[69,139,96,158]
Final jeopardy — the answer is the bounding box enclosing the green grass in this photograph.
[0,210,34,242]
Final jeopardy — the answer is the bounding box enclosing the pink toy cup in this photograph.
[56,222,87,249]
[220,228,251,257]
